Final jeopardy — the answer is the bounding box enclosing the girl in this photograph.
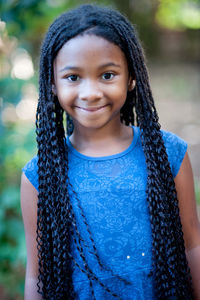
[21,4,200,300]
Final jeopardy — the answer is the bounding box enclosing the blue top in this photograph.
[22,126,187,299]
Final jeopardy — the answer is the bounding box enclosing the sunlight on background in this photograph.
[181,4,200,29]
[0,20,36,124]
[0,20,17,77]
[156,0,200,30]
[1,83,37,124]
[0,20,6,44]
[16,84,37,121]
[11,48,34,80]
[1,104,18,123]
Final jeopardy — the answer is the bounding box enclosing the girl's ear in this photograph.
[128,78,136,92]
[52,84,57,95]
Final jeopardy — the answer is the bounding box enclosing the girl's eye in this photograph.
[102,72,115,80]
[66,75,80,82]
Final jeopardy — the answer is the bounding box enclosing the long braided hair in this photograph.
[36,4,193,299]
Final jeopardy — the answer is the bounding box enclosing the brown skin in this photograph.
[21,173,42,300]
[21,34,200,299]
[174,152,200,299]
[53,35,135,156]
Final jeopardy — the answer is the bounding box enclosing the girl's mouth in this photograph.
[75,105,108,112]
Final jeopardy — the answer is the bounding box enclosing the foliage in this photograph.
[156,0,200,30]
[0,0,199,299]
[0,122,36,299]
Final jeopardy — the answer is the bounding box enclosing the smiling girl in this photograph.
[21,4,200,300]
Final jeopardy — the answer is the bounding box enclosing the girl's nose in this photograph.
[79,80,103,101]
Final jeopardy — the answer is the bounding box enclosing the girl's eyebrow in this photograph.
[99,62,121,69]
[59,66,81,72]
[59,62,121,73]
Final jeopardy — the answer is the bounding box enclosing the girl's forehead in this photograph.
[55,34,127,68]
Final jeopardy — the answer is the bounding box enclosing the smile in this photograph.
[75,105,108,112]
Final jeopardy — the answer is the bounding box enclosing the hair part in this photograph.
[36,4,193,299]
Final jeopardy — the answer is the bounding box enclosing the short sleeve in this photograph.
[161,130,188,178]
[22,155,39,191]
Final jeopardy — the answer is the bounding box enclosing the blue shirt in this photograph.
[22,126,187,299]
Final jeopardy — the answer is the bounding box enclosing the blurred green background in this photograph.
[0,0,200,299]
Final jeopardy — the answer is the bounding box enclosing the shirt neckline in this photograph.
[66,126,139,161]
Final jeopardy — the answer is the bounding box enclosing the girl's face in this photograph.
[53,34,133,132]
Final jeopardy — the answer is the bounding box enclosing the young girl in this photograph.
[21,4,200,300]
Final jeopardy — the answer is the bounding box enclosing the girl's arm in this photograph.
[20,173,43,300]
[174,152,200,300]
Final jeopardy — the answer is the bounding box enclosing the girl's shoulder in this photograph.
[160,129,188,178]
[22,155,38,191]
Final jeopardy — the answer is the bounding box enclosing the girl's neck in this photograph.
[69,121,133,157]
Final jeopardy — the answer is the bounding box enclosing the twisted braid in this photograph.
[100,15,192,297]
[36,3,193,299]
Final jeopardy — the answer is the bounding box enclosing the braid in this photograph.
[110,19,193,298]
[36,4,193,299]
[114,21,192,298]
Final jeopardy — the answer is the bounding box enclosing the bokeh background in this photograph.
[0,0,200,299]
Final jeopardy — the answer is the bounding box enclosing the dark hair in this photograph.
[36,4,193,299]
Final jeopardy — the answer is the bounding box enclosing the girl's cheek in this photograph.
[57,92,75,110]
